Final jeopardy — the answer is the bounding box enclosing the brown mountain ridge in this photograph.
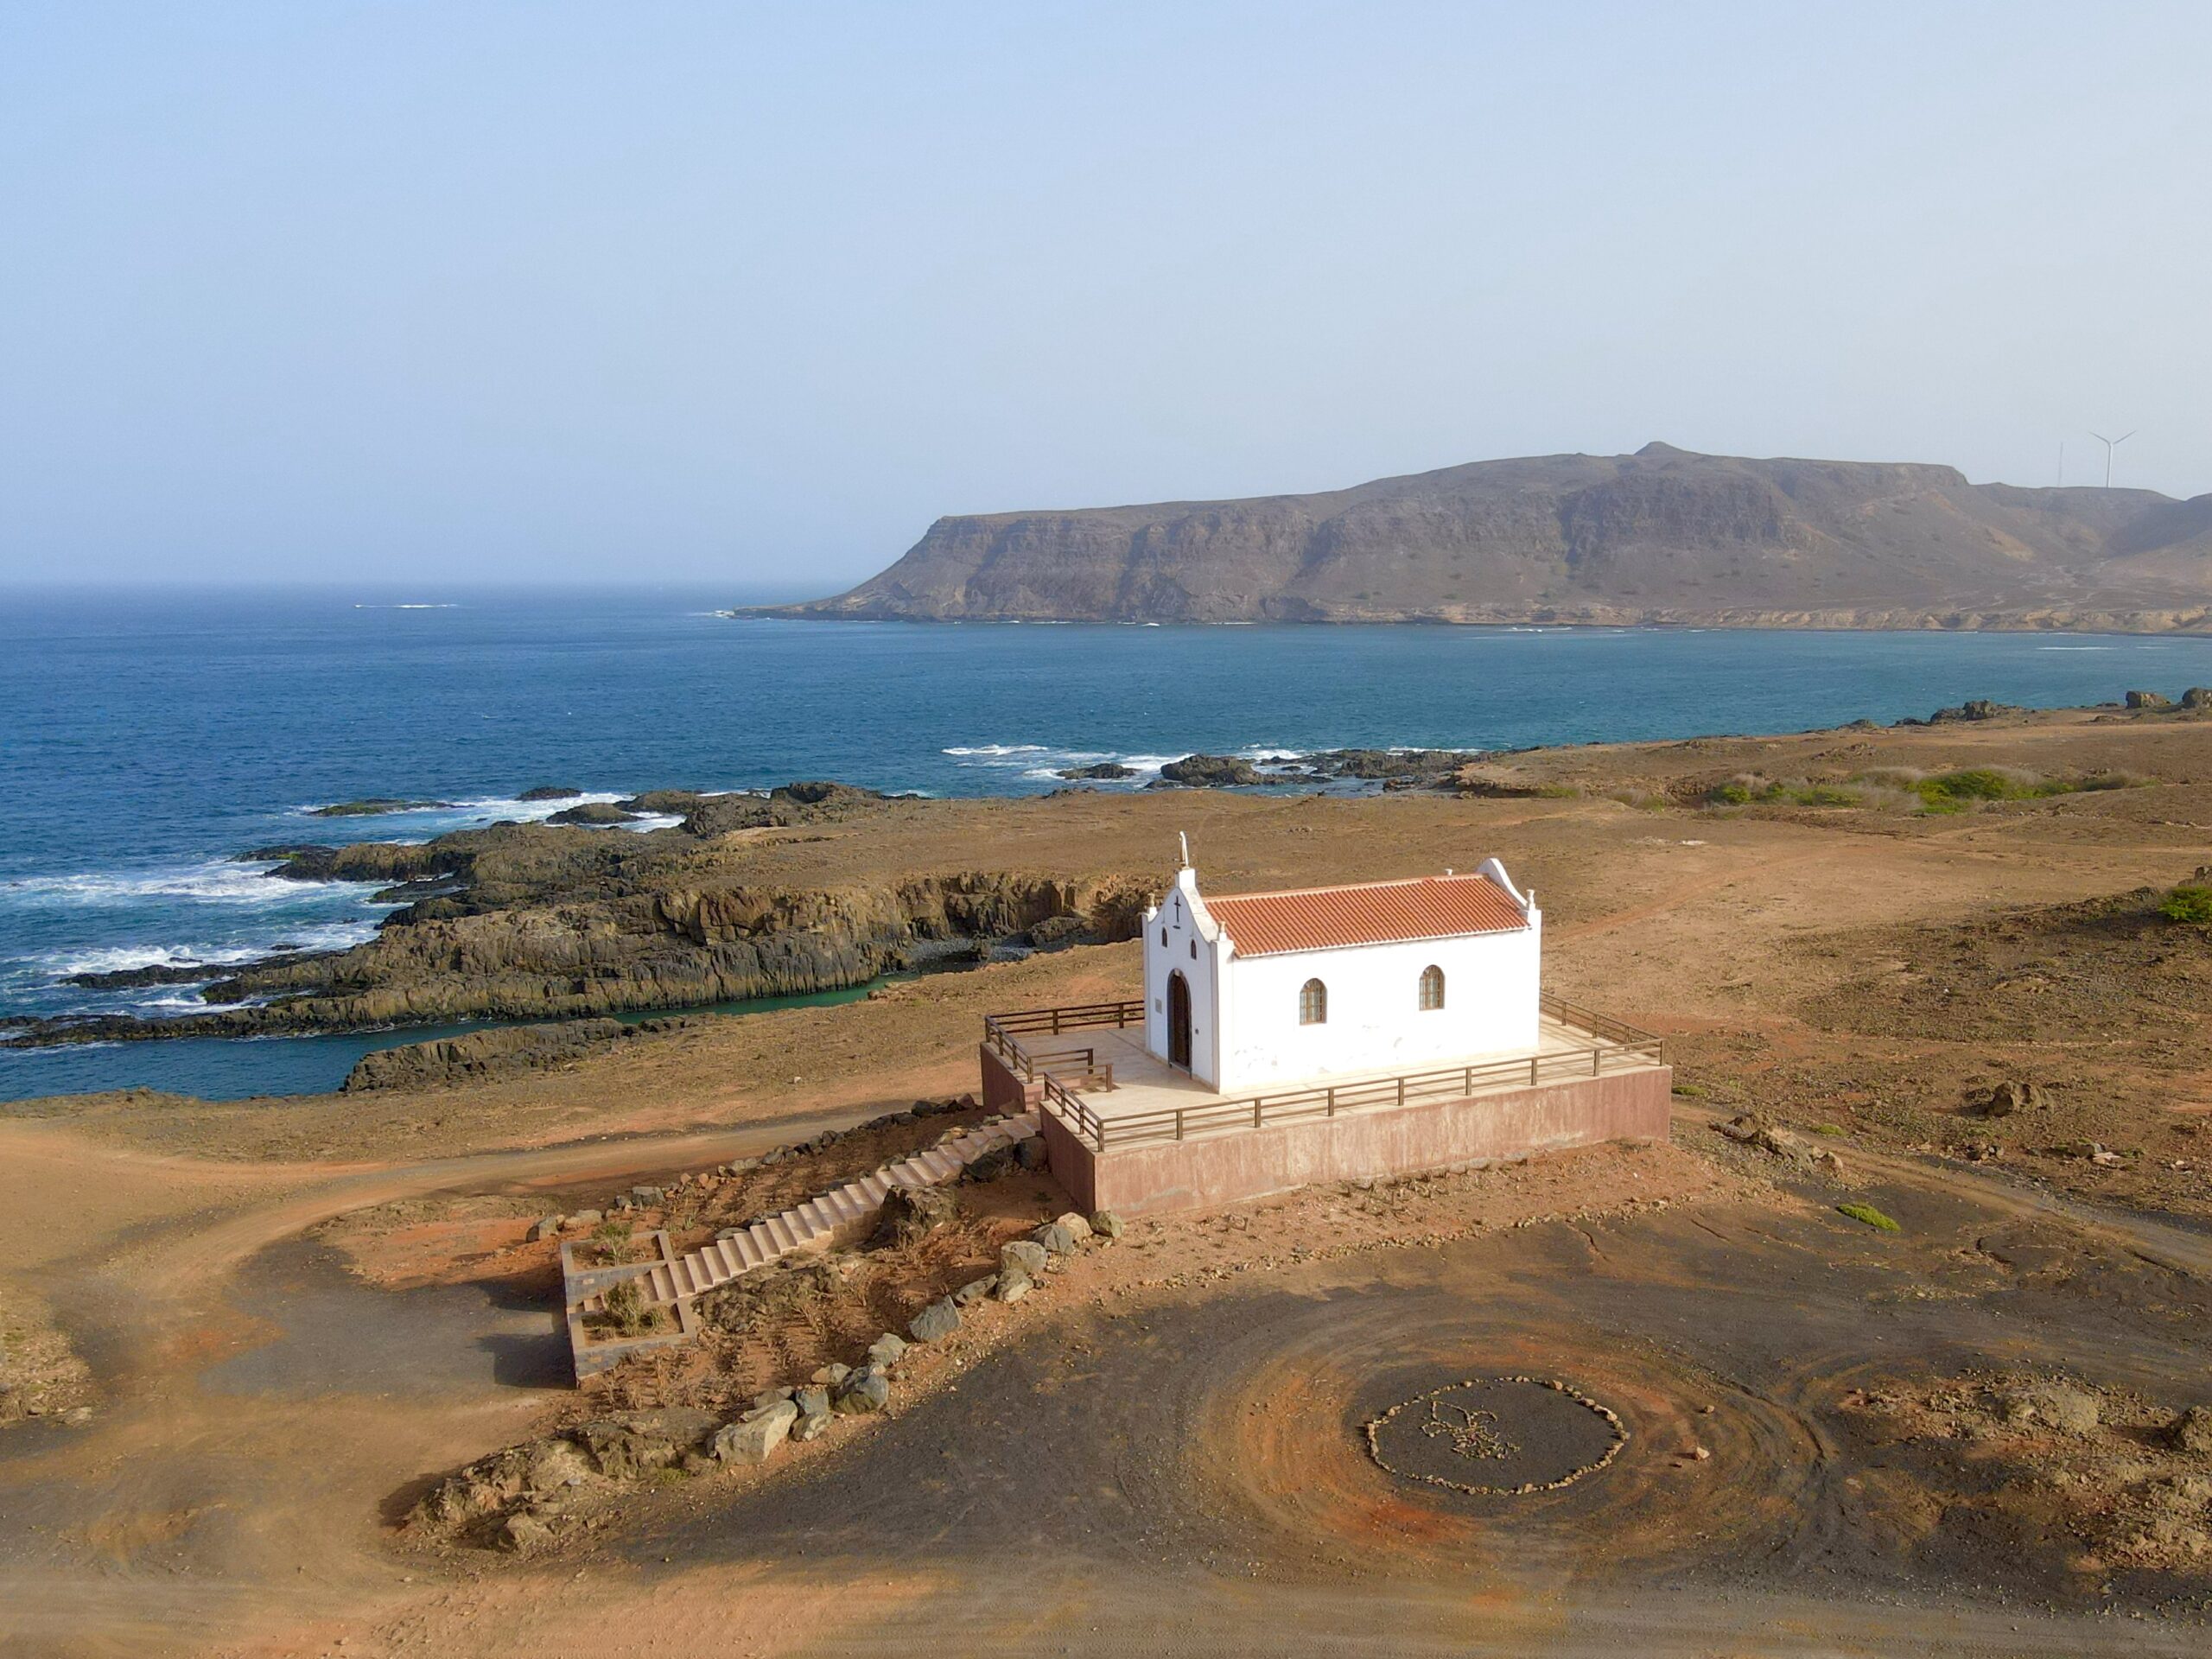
[761,442,2212,632]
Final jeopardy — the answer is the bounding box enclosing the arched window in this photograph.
[1189,939,1197,959]
[1419,964,1445,1012]
[1160,927,1168,946]
[1299,978,1327,1026]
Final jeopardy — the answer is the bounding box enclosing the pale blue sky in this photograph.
[2,2,2207,588]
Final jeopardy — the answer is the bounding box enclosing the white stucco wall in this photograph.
[1216,922,1541,1091]
[1141,868,1226,1087]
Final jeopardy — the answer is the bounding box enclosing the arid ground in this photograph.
[5,703,2212,1656]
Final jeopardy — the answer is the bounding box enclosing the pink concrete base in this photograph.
[1046,1065,1672,1217]
[979,1043,1045,1116]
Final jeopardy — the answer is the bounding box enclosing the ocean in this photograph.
[6,585,2210,1103]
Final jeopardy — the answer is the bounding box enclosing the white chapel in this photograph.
[1140,857,1542,1092]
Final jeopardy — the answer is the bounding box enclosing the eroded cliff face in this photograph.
[766,444,2212,630]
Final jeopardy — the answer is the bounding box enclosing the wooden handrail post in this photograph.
[1326,1086,1336,1118]
[1592,1046,1601,1077]
[1252,1096,1263,1128]
[1175,1108,1185,1141]
[1529,1053,1539,1085]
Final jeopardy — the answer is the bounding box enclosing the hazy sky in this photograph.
[3,2,2207,590]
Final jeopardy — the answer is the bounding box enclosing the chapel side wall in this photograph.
[1217,925,1539,1092]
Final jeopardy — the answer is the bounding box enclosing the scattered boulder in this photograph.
[952,1275,998,1306]
[629,1185,666,1206]
[871,1183,962,1248]
[1057,761,1137,780]
[908,1298,960,1343]
[2126,690,2175,711]
[714,1399,798,1465]
[1090,1210,1125,1241]
[2183,688,2212,710]
[1001,1240,1050,1280]
[517,785,583,801]
[567,1208,602,1229]
[1976,1080,2050,1118]
[1033,1221,1079,1259]
[1052,1211,1094,1244]
[1014,1135,1049,1171]
[531,1215,562,1243]
[994,1270,1033,1303]
[833,1369,891,1414]
[2169,1405,2212,1455]
[963,1147,1014,1183]
[812,1363,850,1386]
[866,1332,908,1370]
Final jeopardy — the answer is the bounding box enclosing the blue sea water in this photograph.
[5,585,2210,1103]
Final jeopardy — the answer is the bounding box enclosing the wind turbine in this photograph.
[2089,429,2136,488]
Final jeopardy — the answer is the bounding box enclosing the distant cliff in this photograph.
[760,443,2212,632]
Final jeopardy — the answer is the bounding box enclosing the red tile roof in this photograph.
[1205,872,1529,957]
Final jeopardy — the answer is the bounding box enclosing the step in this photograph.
[648,1265,675,1300]
[796,1199,829,1234]
[715,1238,746,1276]
[766,1216,797,1252]
[856,1173,890,1204]
[749,1223,778,1258]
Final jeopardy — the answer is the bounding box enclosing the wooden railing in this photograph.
[983,999,1145,1086]
[1537,990,1660,1052]
[1007,993,1662,1154]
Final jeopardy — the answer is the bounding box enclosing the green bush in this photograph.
[2160,885,2212,925]
[1835,1202,1902,1233]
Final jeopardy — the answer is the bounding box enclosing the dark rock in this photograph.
[832,1369,891,1414]
[993,1268,1033,1303]
[531,1216,561,1243]
[310,798,458,817]
[518,785,583,801]
[1159,754,1264,788]
[548,802,641,826]
[961,1147,1014,1184]
[866,1332,908,1370]
[1033,1221,1079,1259]
[907,1298,960,1343]
[2168,1404,2212,1454]
[1975,1080,2050,1118]
[1057,761,1137,779]
[2126,690,2175,710]
[1014,1135,1049,1171]
[1027,913,1090,948]
[871,1183,961,1248]
[2183,688,2212,709]
[341,1019,627,1092]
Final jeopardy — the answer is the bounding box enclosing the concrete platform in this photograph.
[982,1016,1671,1217]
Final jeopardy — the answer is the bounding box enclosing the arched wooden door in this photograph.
[1166,969,1192,1070]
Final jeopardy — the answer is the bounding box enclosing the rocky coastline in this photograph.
[4,779,1154,1056]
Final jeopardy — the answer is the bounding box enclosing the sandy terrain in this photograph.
[3,704,2211,1655]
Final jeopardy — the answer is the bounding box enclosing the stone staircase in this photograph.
[571,1110,1039,1331]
